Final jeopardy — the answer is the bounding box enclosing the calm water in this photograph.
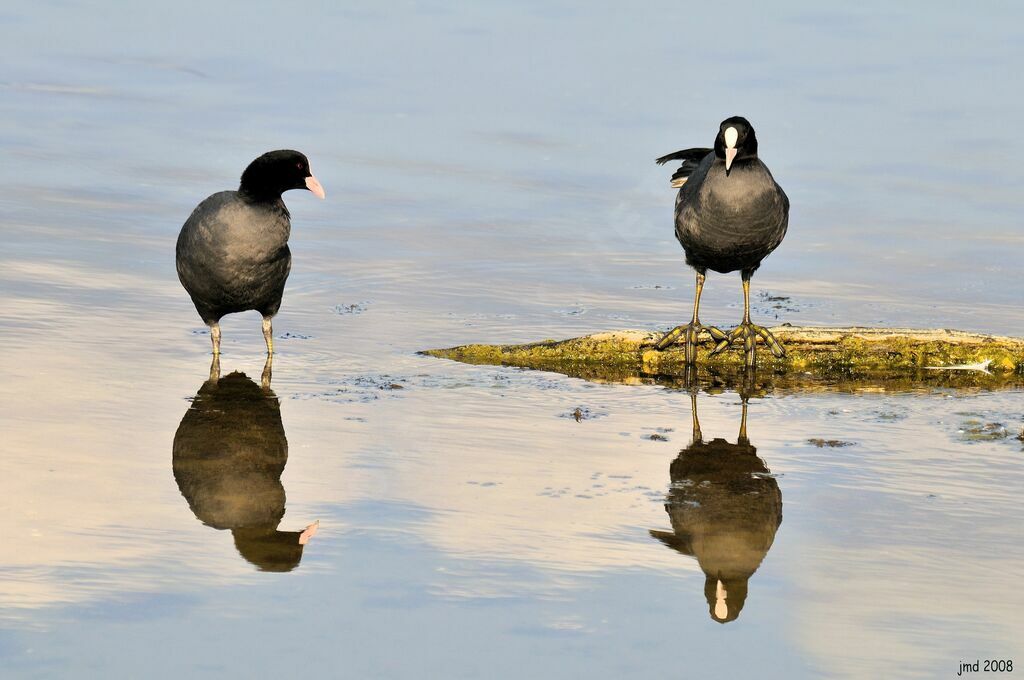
[2,2,1023,678]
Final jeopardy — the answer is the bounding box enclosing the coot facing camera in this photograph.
[654,118,789,367]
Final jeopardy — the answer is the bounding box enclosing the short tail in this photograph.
[656,147,712,188]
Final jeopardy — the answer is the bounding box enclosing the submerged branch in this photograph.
[422,326,1024,392]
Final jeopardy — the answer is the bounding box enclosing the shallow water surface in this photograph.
[2,2,1023,678]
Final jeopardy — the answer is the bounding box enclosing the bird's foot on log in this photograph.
[653,321,729,363]
[711,322,787,366]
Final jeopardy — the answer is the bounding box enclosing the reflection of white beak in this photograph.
[298,520,320,545]
[715,579,729,619]
[305,174,326,199]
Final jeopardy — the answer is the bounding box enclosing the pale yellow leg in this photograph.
[716,275,786,367]
[262,317,274,355]
[654,271,728,362]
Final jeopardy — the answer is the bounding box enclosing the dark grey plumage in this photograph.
[654,117,790,366]
[667,146,789,276]
[654,147,711,189]
[177,191,293,321]
[176,150,325,355]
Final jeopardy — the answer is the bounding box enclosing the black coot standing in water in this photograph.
[176,150,326,355]
[654,117,789,367]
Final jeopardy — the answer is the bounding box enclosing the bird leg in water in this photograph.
[712,275,786,367]
[262,316,274,355]
[654,272,729,362]
[208,354,221,383]
[210,323,221,356]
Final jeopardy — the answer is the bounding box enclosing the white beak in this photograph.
[305,174,326,199]
[723,126,739,173]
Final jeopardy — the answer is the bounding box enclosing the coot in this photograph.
[654,117,789,367]
[176,150,325,355]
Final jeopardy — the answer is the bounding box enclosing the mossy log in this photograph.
[422,327,1024,392]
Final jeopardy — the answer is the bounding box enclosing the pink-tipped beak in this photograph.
[305,174,326,199]
[724,148,738,173]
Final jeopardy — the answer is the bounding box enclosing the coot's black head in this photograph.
[713,116,758,176]
[239,149,326,201]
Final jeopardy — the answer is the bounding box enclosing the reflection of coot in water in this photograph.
[650,394,782,623]
[173,367,316,572]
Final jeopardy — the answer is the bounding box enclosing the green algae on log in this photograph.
[422,326,1024,391]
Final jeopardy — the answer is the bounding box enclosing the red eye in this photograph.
[296,163,303,169]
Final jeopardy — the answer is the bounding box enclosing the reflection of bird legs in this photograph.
[261,354,273,390]
[711,272,786,367]
[691,387,750,444]
[655,272,729,362]
[738,397,749,444]
[208,354,221,383]
[689,392,702,444]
